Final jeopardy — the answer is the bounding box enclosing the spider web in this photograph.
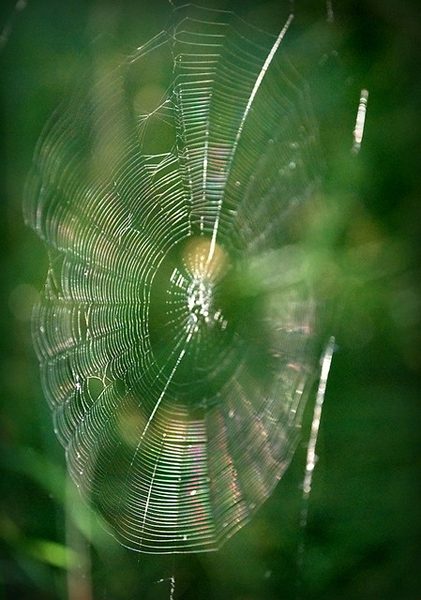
[24,5,326,554]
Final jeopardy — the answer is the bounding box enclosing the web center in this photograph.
[187,275,214,324]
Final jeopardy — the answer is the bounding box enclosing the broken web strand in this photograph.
[294,75,368,600]
[207,13,294,265]
[352,89,369,154]
[156,574,176,600]
[296,336,335,599]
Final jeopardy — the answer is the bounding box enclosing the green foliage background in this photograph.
[1,0,420,598]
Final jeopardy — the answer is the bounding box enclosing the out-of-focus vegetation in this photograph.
[1,0,420,598]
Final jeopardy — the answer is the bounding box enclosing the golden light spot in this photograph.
[182,237,228,280]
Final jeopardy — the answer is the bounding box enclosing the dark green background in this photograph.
[1,1,420,598]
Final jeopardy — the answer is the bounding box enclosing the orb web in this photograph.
[24,5,325,553]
